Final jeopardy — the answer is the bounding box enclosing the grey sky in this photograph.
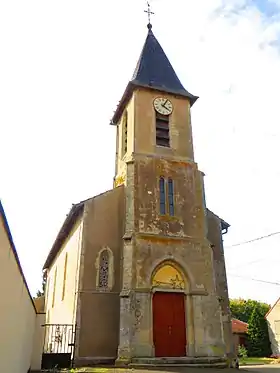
[1,0,280,304]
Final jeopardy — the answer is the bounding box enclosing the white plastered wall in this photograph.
[45,219,83,326]
[0,215,37,373]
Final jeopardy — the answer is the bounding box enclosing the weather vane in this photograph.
[144,1,155,29]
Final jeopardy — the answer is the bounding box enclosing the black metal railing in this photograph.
[41,324,75,369]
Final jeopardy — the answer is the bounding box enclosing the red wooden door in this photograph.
[153,292,186,357]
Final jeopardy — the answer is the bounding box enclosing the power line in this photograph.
[228,257,269,270]
[228,273,280,286]
[225,231,280,249]
[228,257,280,270]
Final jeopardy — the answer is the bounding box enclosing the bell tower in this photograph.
[113,23,198,185]
[112,21,228,364]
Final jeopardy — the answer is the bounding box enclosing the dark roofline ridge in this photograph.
[0,200,37,313]
[111,27,198,126]
[207,208,230,230]
[43,186,124,269]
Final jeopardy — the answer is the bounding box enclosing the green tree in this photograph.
[247,304,271,357]
[230,298,271,357]
[230,298,270,323]
[35,270,47,298]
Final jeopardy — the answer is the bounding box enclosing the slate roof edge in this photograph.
[132,80,199,103]
[206,208,230,231]
[0,200,37,313]
[110,82,134,126]
[43,187,124,270]
[110,81,199,126]
[43,201,85,270]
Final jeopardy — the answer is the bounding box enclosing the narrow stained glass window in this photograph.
[98,250,109,288]
[168,178,174,216]
[159,177,166,215]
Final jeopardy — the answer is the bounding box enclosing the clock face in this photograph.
[153,97,173,116]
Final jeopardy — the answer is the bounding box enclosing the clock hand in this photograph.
[162,99,168,109]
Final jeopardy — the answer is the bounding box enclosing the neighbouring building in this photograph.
[231,318,248,354]
[266,298,280,356]
[0,200,45,373]
[43,22,234,368]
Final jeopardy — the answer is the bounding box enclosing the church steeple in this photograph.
[111,26,198,126]
[113,23,199,188]
[131,26,197,104]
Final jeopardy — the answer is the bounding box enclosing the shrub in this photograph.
[238,344,248,358]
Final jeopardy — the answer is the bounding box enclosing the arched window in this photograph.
[159,177,175,216]
[159,177,166,215]
[98,250,109,288]
[96,247,114,291]
[168,178,174,216]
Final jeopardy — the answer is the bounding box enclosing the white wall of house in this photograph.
[45,219,83,327]
[31,313,46,370]
[0,212,41,373]
[266,299,280,356]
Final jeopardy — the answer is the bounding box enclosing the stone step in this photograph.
[130,357,228,366]
[129,362,228,369]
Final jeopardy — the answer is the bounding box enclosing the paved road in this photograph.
[73,365,280,373]
[126,366,280,373]
[241,365,280,373]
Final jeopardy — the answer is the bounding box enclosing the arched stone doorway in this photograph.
[151,262,188,357]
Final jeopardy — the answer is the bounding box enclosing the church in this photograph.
[43,19,234,368]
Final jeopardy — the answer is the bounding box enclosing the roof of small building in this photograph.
[232,318,248,334]
[0,200,37,312]
[111,25,198,125]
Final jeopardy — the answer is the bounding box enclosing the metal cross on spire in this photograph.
[144,1,155,30]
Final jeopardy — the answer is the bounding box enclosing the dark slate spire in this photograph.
[131,26,197,103]
[111,26,198,125]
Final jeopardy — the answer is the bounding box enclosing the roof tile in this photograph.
[232,318,248,334]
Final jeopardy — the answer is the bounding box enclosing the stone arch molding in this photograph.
[95,246,114,291]
[149,256,195,293]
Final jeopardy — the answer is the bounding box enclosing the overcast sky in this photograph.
[1,0,280,305]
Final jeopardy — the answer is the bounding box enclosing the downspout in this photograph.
[221,225,237,366]
[222,227,229,235]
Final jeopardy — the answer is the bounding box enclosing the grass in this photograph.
[68,369,129,373]
[239,357,275,366]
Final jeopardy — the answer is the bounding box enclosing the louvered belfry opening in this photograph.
[156,112,170,147]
